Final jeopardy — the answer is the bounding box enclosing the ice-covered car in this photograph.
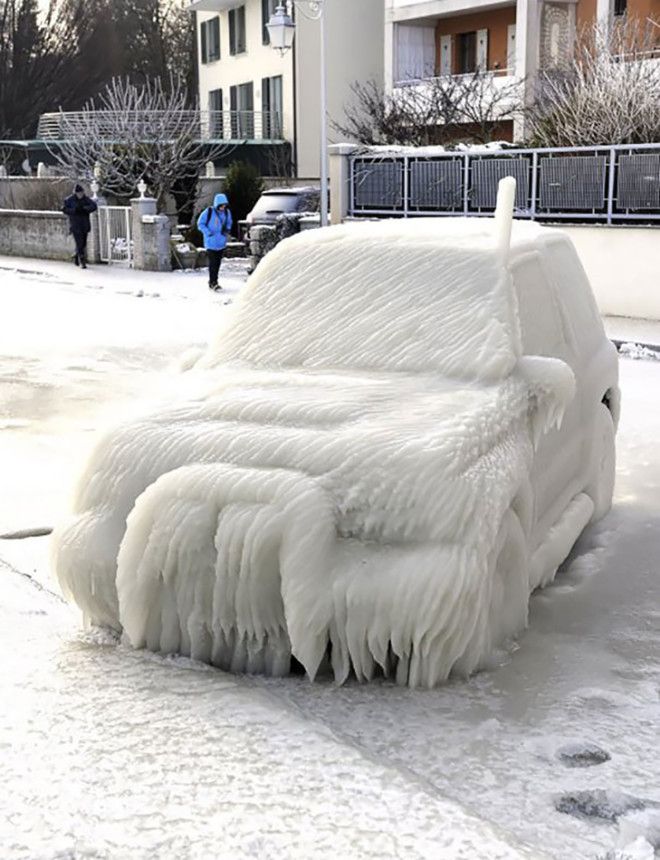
[53,181,619,688]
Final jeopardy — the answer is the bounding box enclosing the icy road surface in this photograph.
[1,258,659,859]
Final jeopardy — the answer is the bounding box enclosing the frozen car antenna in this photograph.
[494,176,516,260]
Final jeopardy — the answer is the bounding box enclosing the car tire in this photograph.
[586,403,616,523]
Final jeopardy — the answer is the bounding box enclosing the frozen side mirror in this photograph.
[516,355,576,447]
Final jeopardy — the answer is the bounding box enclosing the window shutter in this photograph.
[440,34,452,76]
[238,6,246,53]
[262,0,270,44]
[507,24,516,73]
[422,27,435,77]
[476,28,488,71]
[209,17,220,61]
[201,21,208,64]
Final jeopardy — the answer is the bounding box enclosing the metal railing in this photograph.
[36,110,284,142]
[349,143,660,223]
[395,68,516,87]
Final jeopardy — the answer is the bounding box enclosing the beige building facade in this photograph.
[190,0,385,178]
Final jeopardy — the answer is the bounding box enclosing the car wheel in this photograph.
[586,403,616,523]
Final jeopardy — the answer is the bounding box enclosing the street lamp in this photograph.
[267,2,329,227]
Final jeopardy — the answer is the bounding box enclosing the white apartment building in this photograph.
[190,0,384,178]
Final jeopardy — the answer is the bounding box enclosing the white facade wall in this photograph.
[294,0,385,179]
[195,0,384,179]
[196,2,296,145]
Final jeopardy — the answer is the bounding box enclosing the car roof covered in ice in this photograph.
[303,216,552,252]
[206,218,561,382]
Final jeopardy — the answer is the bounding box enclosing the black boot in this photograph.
[73,254,79,266]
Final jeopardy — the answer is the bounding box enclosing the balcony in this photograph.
[36,111,285,143]
[188,0,236,11]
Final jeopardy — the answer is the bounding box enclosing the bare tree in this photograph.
[49,76,234,217]
[334,73,523,147]
[525,18,660,147]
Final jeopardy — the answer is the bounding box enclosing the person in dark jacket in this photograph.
[62,183,98,269]
[197,192,233,291]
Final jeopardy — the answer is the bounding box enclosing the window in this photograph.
[262,75,283,137]
[229,5,247,55]
[209,88,223,138]
[394,24,436,82]
[511,254,566,357]
[457,31,477,74]
[262,0,278,44]
[542,239,601,356]
[613,0,627,14]
[230,81,254,137]
[200,17,220,64]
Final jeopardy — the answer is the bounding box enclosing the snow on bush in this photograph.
[53,217,581,687]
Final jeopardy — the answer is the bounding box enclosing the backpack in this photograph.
[205,207,228,229]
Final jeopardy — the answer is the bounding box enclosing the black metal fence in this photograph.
[349,143,660,223]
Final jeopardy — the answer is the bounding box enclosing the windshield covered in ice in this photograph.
[209,223,519,382]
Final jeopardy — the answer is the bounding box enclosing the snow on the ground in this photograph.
[1,256,659,859]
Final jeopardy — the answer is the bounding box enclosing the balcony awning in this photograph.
[187,0,236,12]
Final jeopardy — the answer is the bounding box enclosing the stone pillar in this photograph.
[514,0,542,140]
[131,197,157,269]
[329,143,358,225]
[138,214,172,272]
[88,212,101,264]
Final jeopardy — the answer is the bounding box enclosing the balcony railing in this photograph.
[395,68,515,87]
[36,111,285,143]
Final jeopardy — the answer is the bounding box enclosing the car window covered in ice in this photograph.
[206,222,520,382]
[511,253,567,358]
[542,238,604,356]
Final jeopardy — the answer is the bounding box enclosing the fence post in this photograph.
[328,143,358,224]
[403,155,409,218]
[530,151,538,221]
[606,147,616,226]
[463,153,470,215]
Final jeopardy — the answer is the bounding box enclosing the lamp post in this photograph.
[267,1,329,227]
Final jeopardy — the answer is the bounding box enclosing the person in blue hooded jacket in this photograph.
[197,192,233,291]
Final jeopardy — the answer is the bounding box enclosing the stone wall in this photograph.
[0,178,71,211]
[0,209,77,261]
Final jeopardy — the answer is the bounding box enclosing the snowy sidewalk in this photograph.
[0,253,249,303]
[3,254,659,347]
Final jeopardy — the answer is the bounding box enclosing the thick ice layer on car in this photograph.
[202,217,539,381]
[53,218,580,687]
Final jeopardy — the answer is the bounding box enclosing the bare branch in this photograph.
[49,75,235,211]
[525,18,660,147]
